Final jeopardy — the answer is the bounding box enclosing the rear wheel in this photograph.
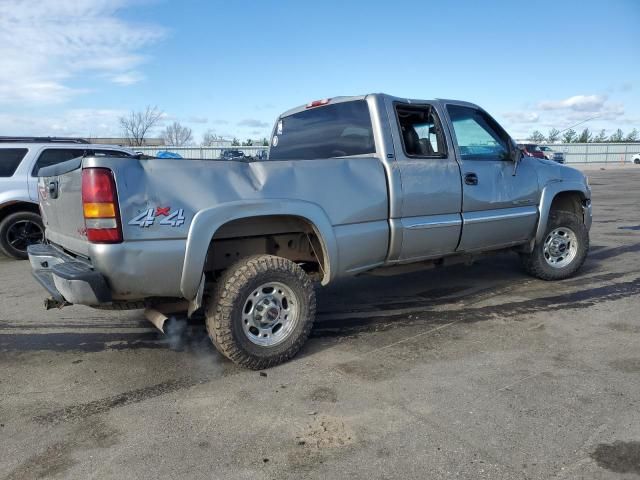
[204,255,316,369]
[521,211,589,280]
[0,211,44,260]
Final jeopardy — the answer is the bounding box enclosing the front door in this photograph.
[445,104,540,252]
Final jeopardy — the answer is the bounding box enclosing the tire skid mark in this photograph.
[33,376,204,425]
[0,331,164,352]
[3,276,640,351]
[312,276,640,337]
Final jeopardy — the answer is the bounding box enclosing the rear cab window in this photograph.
[0,148,29,177]
[269,100,375,160]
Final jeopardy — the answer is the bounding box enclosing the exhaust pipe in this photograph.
[144,301,189,333]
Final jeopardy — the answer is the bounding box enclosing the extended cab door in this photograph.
[386,100,463,261]
[445,104,539,251]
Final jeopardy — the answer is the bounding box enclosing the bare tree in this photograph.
[528,130,545,143]
[119,106,163,146]
[202,129,223,146]
[561,129,577,143]
[576,128,592,143]
[547,128,560,143]
[609,129,624,143]
[593,129,607,142]
[162,121,193,146]
[624,128,638,142]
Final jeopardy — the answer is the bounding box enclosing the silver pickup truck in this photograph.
[29,94,592,369]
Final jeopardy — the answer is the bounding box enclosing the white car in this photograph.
[0,137,133,259]
[633,153,640,164]
[539,146,565,164]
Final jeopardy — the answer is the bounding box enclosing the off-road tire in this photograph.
[204,255,316,369]
[0,211,44,260]
[521,210,589,281]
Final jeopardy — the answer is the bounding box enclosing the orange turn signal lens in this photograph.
[83,202,116,218]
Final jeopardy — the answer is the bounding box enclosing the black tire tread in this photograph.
[0,211,43,260]
[204,254,316,369]
[521,210,589,281]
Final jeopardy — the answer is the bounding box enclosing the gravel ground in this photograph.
[1,168,639,480]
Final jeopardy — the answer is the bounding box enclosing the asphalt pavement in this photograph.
[1,167,639,479]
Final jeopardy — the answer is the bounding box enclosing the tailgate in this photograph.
[38,157,90,256]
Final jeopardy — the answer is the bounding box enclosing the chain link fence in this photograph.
[135,143,639,164]
[134,146,268,159]
[539,143,639,164]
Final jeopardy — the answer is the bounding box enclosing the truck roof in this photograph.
[278,94,482,118]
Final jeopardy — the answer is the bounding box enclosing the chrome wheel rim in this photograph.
[242,282,299,347]
[6,219,44,253]
[543,227,578,268]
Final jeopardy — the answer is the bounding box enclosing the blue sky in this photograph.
[1,0,638,141]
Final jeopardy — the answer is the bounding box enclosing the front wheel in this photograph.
[205,255,316,369]
[521,211,589,280]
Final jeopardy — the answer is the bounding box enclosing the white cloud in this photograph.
[0,109,126,137]
[503,111,539,123]
[238,118,270,128]
[111,71,145,86]
[0,0,164,105]
[187,116,209,124]
[502,92,633,139]
[538,94,607,112]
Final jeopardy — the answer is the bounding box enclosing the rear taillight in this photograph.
[82,168,122,243]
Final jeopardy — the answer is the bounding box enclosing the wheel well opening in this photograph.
[205,215,327,280]
[550,191,584,218]
[0,202,40,222]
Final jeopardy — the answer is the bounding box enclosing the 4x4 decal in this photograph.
[128,206,185,228]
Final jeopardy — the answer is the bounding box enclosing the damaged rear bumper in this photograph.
[28,243,112,307]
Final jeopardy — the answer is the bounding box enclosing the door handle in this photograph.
[464,173,478,186]
[48,180,59,199]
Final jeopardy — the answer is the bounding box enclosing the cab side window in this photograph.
[32,148,87,176]
[396,104,446,158]
[446,105,510,161]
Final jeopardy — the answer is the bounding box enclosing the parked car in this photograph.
[255,149,269,160]
[29,95,592,369]
[220,149,245,160]
[156,150,183,159]
[0,137,133,259]
[539,145,566,164]
[518,143,545,159]
[633,153,640,164]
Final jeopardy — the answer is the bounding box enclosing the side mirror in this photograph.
[511,144,523,176]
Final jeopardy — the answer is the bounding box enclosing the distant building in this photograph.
[86,137,165,147]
